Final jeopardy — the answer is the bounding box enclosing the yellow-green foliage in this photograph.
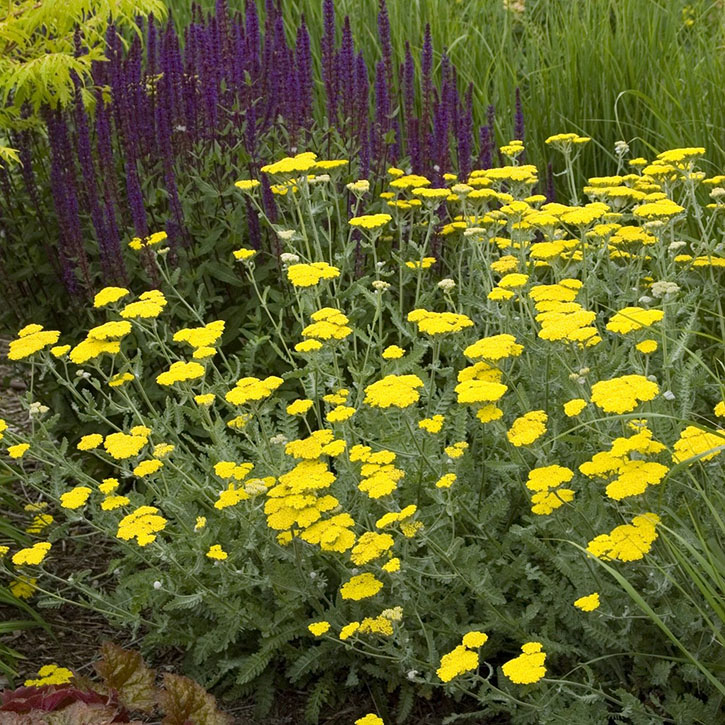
[0,0,166,118]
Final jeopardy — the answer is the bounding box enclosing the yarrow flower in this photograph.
[93,286,129,307]
[24,664,73,688]
[348,213,392,230]
[407,309,474,335]
[574,593,601,612]
[587,513,660,561]
[287,262,340,287]
[364,375,424,409]
[507,411,548,446]
[60,486,91,510]
[156,361,205,386]
[590,375,659,414]
[116,506,167,546]
[8,324,61,360]
[502,642,547,684]
[12,541,51,566]
[226,376,283,405]
[340,572,384,601]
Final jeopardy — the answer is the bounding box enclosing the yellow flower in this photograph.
[407,309,474,335]
[50,345,71,358]
[590,375,659,414]
[636,339,658,354]
[233,247,256,261]
[8,325,60,360]
[206,544,228,560]
[226,376,283,405]
[195,393,215,406]
[606,307,664,334]
[672,426,724,463]
[261,152,317,175]
[464,334,523,361]
[574,593,600,612]
[77,433,104,451]
[364,374,424,409]
[133,459,163,477]
[419,415,444,433]
[348,214,392,230]
[436,473,457,488]
[109,372,135,387]
[24,664,74,688]
[405,257,436,269]
[308,621,331,636]
[117,506,167,546]
[287,399,314,416]
[350,532,394,565]
[382,557,400,573]
[462,631,488,648]
[355,715,383,725]
[382,345,405,359]
[194,516,206,531]
[295,339,323,353]
[104,432,147,460]
[101,495,129,511]
[7,443,30,459]
[60,486,91,510]
[99,478,119,494]
[120,290,167,319]
[507,411,548,447]
[502,642,547,684]
[10,575,37,599]
[326,405,355,423]
[128,231,167,250]
[586,513,660,561]
[437,644,479,682]
[563,399,587,417]
[287,262,340,287]
[156,361,205,386]
[93,286,130,307]
[234,179,261,191]
[12,541,51,566]
[340,572,384,601]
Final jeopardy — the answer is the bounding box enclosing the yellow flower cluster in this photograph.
[590,374,659,414]
[407,309,474,335]
[24,663,74,687]
[364,374,424,409]
[502,642,547,684]
[104,430,148,459]
[525,465,575,515]
[672,425,724,463]
[587,513,660,561]
[579,426,668,500]
[353,447,405,499]
[507,411,548,446]
[300,307,352,343]
[287,262,340,287]
[8,324,61,361]
[116,506,167,546]
[120,290,167,319]
[436,630,488,682]
[225,375,283,405]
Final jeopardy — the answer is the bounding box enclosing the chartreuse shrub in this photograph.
[2,139,725,723]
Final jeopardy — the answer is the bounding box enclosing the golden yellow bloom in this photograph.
[574,593,600,612]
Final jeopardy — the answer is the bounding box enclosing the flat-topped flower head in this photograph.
[173,320,225,349]
[590,375,659,414]
[348,213,392,230]
[340,572,384,601]
[287,262,340,287]
[574,593,601,612]
[128,231,167,251]
[156,361,205,386]
[234,179,260,191]
[502,642,547,684]
[93,286,129,307]
[120,290,167,319]
[507,411,548,446]
[587,513,660,561]
[606,307,664,334]
[8,325,60,360]
[464,334,523,361]
[407,309,474,335]
[116,506,167,546]
[261,152,317,175]
[226,376,283,405]
[364,374,424,409]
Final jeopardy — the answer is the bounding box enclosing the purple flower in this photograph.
[321,0,338,122]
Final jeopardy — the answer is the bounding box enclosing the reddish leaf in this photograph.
[94,642,156,714]
[0,685,109,713]
[158,673,231,725]
[44,701,144,724]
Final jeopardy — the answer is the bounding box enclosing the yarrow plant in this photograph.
[2,140,725,723]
